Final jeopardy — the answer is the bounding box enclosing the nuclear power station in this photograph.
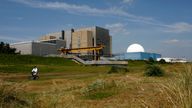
[11,26,112,58]
[11,26,170,63]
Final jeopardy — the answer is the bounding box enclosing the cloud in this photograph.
[105,23,130,36]
[11,0,153,23]
[162,39,192,47]
[163,39,180,44]
[15,17,24,20]
[122,0,135,4]
[163,22,192,33]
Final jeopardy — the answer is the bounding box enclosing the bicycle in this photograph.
[29,73,39,80]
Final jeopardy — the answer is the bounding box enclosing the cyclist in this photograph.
[31,66,38,80]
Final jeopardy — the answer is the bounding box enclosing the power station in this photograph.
[11,26,112,58]
[11,26,171,62]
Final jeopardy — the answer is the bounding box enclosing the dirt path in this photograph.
[0,72,102,81]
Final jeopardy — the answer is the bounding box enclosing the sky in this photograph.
[0,0,192,60]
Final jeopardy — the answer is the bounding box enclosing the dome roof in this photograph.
[127,43,145,53]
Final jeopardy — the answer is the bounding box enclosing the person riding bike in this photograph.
[31,66,38,80]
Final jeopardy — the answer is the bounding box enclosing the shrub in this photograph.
[146,57,155,65]
[108,66,129,74]
[144,65,164,77]
[159,59,166,64]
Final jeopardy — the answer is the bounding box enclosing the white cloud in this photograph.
[11,0,153,23]
[105,23,130,36]
[163,22,192,33]
[162,39,192,47]
[122,0,134,4]
[163,39,180,44]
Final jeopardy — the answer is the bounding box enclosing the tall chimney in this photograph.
[61,30,65,40]
[71,28,74,33]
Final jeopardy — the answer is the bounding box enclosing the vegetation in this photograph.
[108,66,129,74]
[144,65,164,77]
[0,80,28,108]
[160,64,192,108]
[0,54,192,107]
[158,59,166,64]
[0,42,17,54]
[0,54,75,65]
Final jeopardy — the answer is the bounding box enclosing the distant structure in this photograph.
[157,57,187,63]
[11,26,112,57]
[115,43,161,60]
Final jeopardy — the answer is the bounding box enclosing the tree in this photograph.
[0,42,17,54]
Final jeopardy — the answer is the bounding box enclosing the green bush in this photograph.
[108,66,129,74]
[144,65,164,77]
[159,59,166,64]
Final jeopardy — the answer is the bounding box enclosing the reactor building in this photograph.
[115,43,161,60]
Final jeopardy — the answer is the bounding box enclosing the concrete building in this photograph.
[11,39,65,56]
[71,26,112,56]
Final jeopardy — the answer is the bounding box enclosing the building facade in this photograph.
[11,39,65,56]
[11,26,112,57]
[115,52,161,60]
[71,26,112,56]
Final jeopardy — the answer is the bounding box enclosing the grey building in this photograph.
[11,39,65,56]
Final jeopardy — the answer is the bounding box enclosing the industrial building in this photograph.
[115,43,161,60]
[11,26,112,57]
[11,39,66,56]
[115,52,161,60]
[71,27,112,56]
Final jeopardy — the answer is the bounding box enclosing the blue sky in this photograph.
[0,0,192,60]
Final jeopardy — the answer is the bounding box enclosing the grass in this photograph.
[0,54,110,73]
[81,79,117,100]
[159,64,192,108]
[0,54,76,66]
[1,54,192,107]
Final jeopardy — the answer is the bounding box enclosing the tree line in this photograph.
[0,42,17,54]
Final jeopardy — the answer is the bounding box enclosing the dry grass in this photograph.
[0,80,29,108]
[159,64,192,108]
[0,63,192,108]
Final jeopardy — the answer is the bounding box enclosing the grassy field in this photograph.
[0,54,192,108]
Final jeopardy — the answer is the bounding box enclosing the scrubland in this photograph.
[0,54,192,108]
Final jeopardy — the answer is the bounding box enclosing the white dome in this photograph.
[127,43,145,53]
